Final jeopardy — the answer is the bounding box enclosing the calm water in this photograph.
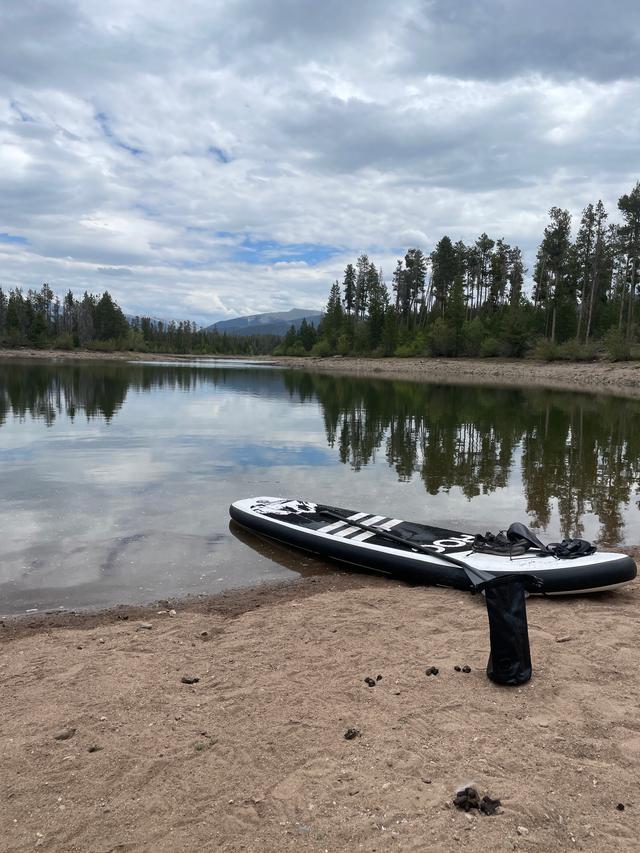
[1,358,639,615]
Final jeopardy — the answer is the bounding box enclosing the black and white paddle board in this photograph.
[230,497,637,594]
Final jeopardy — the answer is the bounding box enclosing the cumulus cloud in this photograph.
[0,0,638,323]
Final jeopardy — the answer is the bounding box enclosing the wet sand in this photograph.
[2,551,640,852]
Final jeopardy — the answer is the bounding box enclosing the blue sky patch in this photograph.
[0,232,28,245]
[208,146,230,163]
[234,237,340,266]
[96,112,144,157]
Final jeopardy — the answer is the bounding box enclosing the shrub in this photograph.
[604,327,631,362]
[554,340,599,362]
[461,317,486,357]
[480,337,502,358]
[426,319,456,357]
[309,339,332,357]
[531,339,560,362]
[51,333,75,350]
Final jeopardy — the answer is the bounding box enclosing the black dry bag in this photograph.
[477,574,542,686]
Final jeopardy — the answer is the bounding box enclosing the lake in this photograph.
[1,358,639,615]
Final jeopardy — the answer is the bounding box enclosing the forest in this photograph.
[1,181,639,361]
[278,181,640,361]
[0,286,277,355]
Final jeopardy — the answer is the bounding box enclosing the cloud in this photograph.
[0,1,639,323]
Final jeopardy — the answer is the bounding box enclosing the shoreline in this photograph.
[2,346,640,397]
[274,354,640,398]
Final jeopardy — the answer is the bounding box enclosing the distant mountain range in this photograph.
[205,308,323,337]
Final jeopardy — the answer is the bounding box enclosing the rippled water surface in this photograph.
[1,358,639,614]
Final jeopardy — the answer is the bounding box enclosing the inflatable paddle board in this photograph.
[230,497,637,595]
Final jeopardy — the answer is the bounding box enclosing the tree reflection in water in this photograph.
[1,361,638,544]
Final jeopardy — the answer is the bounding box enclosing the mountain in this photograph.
[205,308,323,337]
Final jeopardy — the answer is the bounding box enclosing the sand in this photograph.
[2,555,640,853]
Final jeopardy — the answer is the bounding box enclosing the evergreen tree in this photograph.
[404,248,427,322]
[617,181,640,339]
[354,254,370,320]
[320,281,344,348]
[508,247,524,308]
[94,291,128,340]
[342,264,356,315]
[430,236,457,317]
[536,208,573,342]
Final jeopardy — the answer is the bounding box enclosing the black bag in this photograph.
[476,574,542,686]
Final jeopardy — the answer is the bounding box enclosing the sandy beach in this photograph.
[2,551,640,853]
[2,349,640,851]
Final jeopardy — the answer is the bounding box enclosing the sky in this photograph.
[1,0,639,325]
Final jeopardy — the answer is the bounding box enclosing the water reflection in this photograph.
[0,359,638,614]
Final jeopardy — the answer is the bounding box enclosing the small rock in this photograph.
[137,622,153,631]
[200,630,209,638]
[517,826,529,836]
[76,645,83,650]
[344,728,360,740]
[556,635,573,643]
[364,677,376,687]
[87,745,103,753]
[454,665,461,672]
[376,674,383,681]
[453,786,501,816]
[181,675,200,684]
[54,728,76,741]
[462,665,471,673]
[538,721,550,728]
[616,803,625,811]
[169,609,177,617]
[425,666,439,676]
[98,638,105,644]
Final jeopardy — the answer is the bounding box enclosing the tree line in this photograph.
[2,180,639,360]
[279,181,640,361]
[0,286,277,355]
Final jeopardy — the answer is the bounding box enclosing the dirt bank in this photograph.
[2,552,640,853]
[275,355,640,398]
[3,347,640,397]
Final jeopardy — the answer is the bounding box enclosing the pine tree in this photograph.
[617,182,640,339]
[354,254,370,319]
[430,236,458,317]
[342,264,356,315]
[536,208,573,342]
[321,281,344,349]
[404,248,427,322]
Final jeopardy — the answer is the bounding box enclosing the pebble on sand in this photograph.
[137,623,153,631]
[54,728,76,741]
[181,675,200,684]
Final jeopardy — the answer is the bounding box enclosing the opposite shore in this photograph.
[2,346,640,397]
